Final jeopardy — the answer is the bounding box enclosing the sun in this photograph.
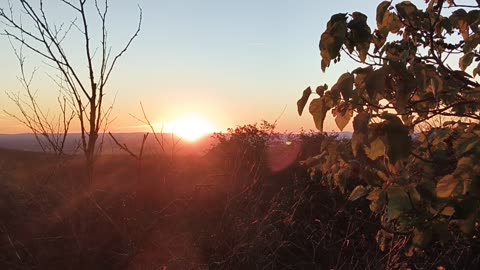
[166,115,215,142]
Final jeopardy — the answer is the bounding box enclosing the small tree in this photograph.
[0,0,142,181]
[211,121,277,188]
[298,0,480,256]
[4,40,76,157]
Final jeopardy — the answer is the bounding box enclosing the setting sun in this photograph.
[164,115,216,142]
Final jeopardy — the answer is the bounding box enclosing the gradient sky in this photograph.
[0,0,406,134]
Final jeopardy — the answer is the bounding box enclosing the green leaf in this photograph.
[309,98,328,132]
[332,72,354,101]
[349,185,368,201]
[365,136,386,160]
[297,87,312,116]
[387,186,412,220]
[381,114,411,163]
[459,52,475,71]
[436,174,461,199]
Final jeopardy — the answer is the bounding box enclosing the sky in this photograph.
[0,0,428,134]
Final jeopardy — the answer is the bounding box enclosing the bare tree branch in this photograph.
[0,0,142,181]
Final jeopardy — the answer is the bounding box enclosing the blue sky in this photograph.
[1,0,388,133]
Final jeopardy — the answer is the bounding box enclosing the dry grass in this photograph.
[1,142,479,269]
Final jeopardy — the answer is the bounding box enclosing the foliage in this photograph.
[298,0,480,254]
[208,132,480,269]
[210,121,278,188]
[2,128,480,269]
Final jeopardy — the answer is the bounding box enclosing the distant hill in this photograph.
[0,133,217,156]
[0,131,353,156]
[0,133,86,154]
[0,146,49,160]
[327,132,352,139]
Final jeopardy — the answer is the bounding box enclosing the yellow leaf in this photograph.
[348,185,368,201]
[441,206,455,217]
[333,106,353,131]
[309,98,328,132]
[376,169,389,182]
[365,137,386,160]
[436,174,461,199]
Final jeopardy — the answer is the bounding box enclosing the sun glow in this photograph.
[164,115,216,142]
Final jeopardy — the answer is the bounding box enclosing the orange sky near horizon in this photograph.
[1,0,438,135]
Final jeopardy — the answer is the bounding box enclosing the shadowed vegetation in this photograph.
[2,0,480,269]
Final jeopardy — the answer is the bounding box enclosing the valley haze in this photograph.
[0,132,353,155]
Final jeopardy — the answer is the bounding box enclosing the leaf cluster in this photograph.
[298,0,480,254]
